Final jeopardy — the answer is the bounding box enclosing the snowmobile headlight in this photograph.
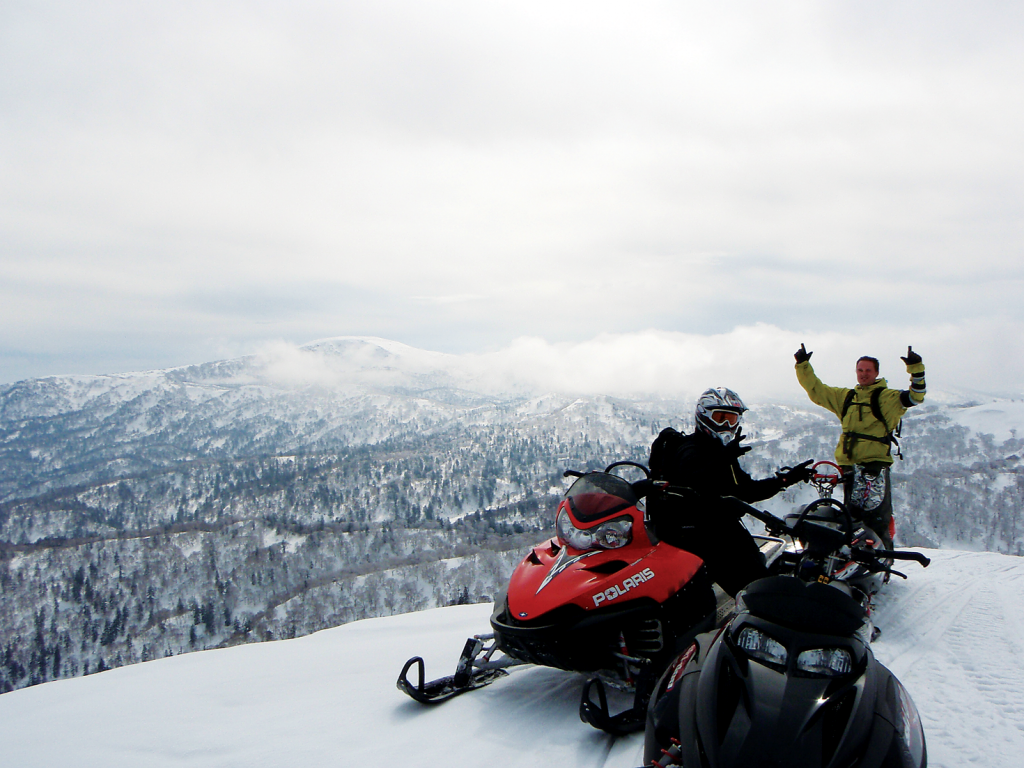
[736,627,788,668]
[556,511,632,551]
[592,517,632,549]
[796,647,852,677]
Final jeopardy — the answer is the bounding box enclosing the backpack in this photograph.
[649,427,686,479]
[840,388,903,460]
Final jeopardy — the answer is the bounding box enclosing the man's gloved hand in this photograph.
[725,427,752,459]
[900,346,922,366]
[778,459,814,487]
[794,343,812,364]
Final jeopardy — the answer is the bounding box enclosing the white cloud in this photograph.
[1,2,1022,388]
[264,324,1021,404]
[254,341,345,390]
[462,326,944,402]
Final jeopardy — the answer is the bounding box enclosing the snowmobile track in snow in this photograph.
[872,550,1024,767]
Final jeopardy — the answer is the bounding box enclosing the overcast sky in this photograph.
[2,1,1022,397]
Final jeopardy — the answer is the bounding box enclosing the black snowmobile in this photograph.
[786,461,896,604]
[638,494,930,768]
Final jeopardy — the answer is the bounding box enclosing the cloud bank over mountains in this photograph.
[248,328,1013,404]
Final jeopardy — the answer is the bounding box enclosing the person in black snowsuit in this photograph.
[648,387,813,597]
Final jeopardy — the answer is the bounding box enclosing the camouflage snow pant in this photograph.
[842,462,893,549]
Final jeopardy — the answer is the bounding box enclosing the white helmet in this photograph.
[695,387,747,445]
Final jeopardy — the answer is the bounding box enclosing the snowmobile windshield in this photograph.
[564,473,637,523]
[738,576,866,636]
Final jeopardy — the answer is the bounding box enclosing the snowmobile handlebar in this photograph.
[740,503,790,534]
[740,502,931,569]
[856,548,931,567]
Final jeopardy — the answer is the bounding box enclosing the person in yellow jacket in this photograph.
[793,344,926,548]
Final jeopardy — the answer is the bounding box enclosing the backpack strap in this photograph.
[870,387,904,460]
[841,387,903,460]
[869,388,889,431]
[841,389,856,419]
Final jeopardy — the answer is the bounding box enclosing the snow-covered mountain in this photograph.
[0,548,1021,768]
[2,336,1023,696]
[0,336,686,505]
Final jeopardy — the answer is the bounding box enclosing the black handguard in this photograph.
[876,549,931,567]
[851,547,931,576]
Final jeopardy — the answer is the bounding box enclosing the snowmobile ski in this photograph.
[397,656,508,704]
[397,635,516,704]
[579,676,648,736]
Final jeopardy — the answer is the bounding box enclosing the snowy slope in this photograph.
[0,549,1022,768]
[948,399,1024,443]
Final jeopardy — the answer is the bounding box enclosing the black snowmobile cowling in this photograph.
[643,501,930,768]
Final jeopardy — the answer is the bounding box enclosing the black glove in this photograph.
[794,343,812,364]
[778,459,814,488]
[724,427,752,459]
[900,346,922,366]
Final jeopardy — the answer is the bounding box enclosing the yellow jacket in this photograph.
[795,360,925,466]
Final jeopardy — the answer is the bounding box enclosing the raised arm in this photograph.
[898,346,926,408]
[794,345,849,417]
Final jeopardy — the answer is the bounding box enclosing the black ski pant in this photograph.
[650,497,768,598]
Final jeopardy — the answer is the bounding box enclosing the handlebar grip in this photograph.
[877,549,931,566]
[563,470,585,478]
[742,504,787,529]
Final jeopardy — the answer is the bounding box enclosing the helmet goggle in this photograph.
[709,409,740,427]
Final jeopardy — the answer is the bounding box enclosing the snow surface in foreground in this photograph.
[0,549,1022,768]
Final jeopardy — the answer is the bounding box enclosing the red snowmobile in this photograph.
[397,461,784,734]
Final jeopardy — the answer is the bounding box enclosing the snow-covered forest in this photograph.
[2,338,1021,694]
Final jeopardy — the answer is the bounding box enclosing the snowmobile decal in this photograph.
[535,547,600,595]
[592,567,656,606]
[664,641,698,692]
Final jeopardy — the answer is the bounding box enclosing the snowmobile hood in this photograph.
[504,537,703,621]
[695,635,870,768]
[687,632,924,768]
[665,585,924,768]
[505,470,704,621]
